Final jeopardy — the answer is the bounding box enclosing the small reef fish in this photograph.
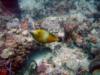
[30,29,61,44]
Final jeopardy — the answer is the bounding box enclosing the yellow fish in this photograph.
[30,29,60,44]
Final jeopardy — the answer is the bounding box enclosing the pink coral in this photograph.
[37,62,47,73]
[5,34,17,48]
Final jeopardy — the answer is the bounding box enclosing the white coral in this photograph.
[0,48,14,59]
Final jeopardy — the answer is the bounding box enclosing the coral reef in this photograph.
[19,0,99,21]
[0,19,36,74]
[0,0,100,75]
[0,14,100,75]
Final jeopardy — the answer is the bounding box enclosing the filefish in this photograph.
[30,29,61,44]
